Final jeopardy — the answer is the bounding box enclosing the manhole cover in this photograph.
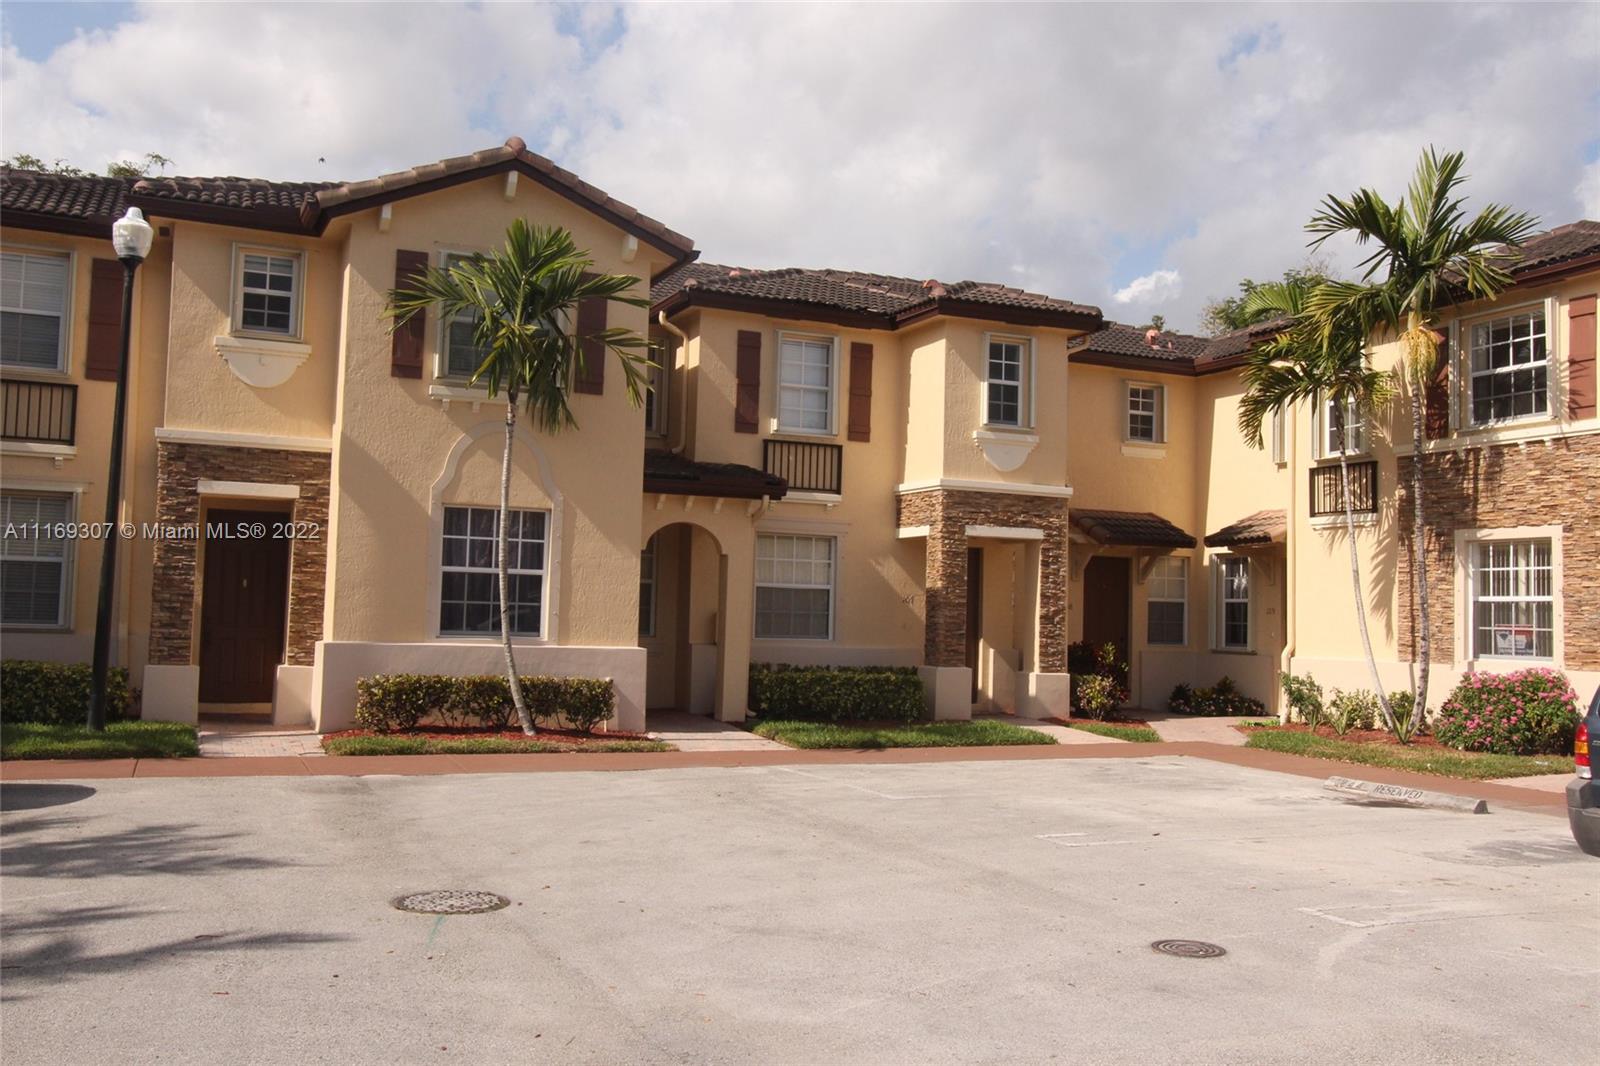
[391,890,510,914]
[1151,939,1226,959]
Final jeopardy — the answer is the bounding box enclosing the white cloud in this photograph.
[1113,269,1183,305]
[3,2,1595,333]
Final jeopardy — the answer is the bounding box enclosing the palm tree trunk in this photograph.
[500,388,534,735]
[1335,404,1398,734]
[1408,315,1432,737]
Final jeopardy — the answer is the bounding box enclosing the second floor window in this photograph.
[778,334,834,434]
[1469,308,1547,424]
[1,249,70,371]
[644,342,668,436]
[1126,383,1164,443]
[236,249,299,336]
[1317,395,1365,458]
[441,252,486,380]
[986,337,1028,427]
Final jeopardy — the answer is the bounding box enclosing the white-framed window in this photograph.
[644,341,668,436]
[985,335,1031,427]
[755,533,834,639]
[1270,406,1287,465]
[1146,555,1187,645]
[439,251,486,380]
[1315,394,1365,458]
[233,246,302,337]
[1126,382,1165,443]
[1,249,71,371]
[439,505,546,636]
[777,333,835,434]
[639,534,657,638]
[1467,307,1548,425]
[1215,555,1250,650]
[1,489,74,628]
[1470,539,1553,659]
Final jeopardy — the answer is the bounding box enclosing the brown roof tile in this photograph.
[1204,509,1287,547]
[1500,220,1600,275]
[1,168,133,233]
[643,449,787,500]
[1070,509,1196,548]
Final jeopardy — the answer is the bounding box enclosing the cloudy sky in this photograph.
[4,2,1597,333]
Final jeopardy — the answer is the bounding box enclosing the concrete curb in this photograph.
[1324,774,1489,814]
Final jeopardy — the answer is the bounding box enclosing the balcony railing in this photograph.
[763,438,843,495]
[1309,459,1377,518]
[2,379,77,446]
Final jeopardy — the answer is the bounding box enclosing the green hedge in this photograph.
[354,673,615,734]
[748,664,924,724]
[1,660,134,725]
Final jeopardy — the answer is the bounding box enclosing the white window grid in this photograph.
[440,252,487,380]
[0,490,73,627]
[439,506,547,636]
[777,335,834,434]
[1319,395,1365,458]
[238,251,298,335]
[1146,556,1186,645]
[986,339,1026,427]
[1,250,70,371]
[1127,383,1160,442]
[1468,309,1548,425]
[639,535,657,638]
[755,533,834,639]
[1218,556,1249,649]
[1471,539,1553,659]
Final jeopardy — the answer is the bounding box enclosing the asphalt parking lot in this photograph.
[2,757,1594,1065]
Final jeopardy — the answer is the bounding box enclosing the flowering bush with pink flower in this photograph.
[1432,668,1580,755]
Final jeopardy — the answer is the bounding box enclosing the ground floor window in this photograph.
[1147,556,1186,645]
[0,489,73,627]
[755,533,834,639]
[1216,556,1249,649]
[1471,539,1553,659]
[639,534,657,638]
[440,505,546,636]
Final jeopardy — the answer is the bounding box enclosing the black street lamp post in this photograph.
[87,207,154,731]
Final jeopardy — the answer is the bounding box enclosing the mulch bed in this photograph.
[323,725,653,747]
[1238,722,1446,748]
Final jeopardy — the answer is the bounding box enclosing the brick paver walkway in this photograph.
[198,720,326,758]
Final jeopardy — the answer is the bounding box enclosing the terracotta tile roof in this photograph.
[1071,322,1209,366]
[133,176,335,215]
[1194,316,1294,368]
[643,449,787,500]
[652,262,1101,332]
[1204,508,1287,548]
[1500,220,1600,275]
[1070,508,1196,548]
[1,168,133,233]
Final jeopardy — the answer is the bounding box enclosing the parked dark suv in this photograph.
[1568,686,1600,857]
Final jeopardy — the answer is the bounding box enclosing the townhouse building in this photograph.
[1,140,1594,731]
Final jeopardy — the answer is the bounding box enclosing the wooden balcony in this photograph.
[1309,459,1377,518]
[763,439,843,495]
[2,379,77,447]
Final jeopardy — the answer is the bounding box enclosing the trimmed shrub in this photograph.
[1327,688,1378,736]
[1167,682,1196,715]
[1280,672,1325,728]
[1,660,134,725]
[1433,668,1579,755]
[1070,642,1128,716]
[1074,673,1122,720]
[1170,675,1266,717]
[354,673,616,734]
[748,664,924,724]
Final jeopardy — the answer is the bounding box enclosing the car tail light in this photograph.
[1577,721,1591,779]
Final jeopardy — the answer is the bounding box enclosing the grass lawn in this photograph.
[752,719,1055,750]
[1,720,199,760]
[1245,729,1573,779]
[1066,721,1162,743]
[322,734,671,756]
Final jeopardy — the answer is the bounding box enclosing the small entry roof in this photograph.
[643,449,787,500]
[1070,509,1196,549]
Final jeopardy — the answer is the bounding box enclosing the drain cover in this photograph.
[391,890,510,914]
[1151,939,1226,959]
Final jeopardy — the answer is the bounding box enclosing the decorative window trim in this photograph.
[229,243,305,341]
[1453,524,1563,666]
[1459,296,1559,430]
[1124,380,1166,444]
[775,330,838,437]
[754,531,837,641]
[0,245,75,375]
[1146,555,1187,646]
[436,504,549,639]
[0,485,79,630]
[983,332,1034,429]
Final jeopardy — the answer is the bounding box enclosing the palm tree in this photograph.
[1236,280,1400,732]
[389,220,649,734]
[1304,148,1538,726]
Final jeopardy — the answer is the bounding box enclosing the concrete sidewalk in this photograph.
[1123,709,1264,746]
[646,710,788,752]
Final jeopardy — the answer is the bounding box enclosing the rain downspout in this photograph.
[1279,401,1297,722]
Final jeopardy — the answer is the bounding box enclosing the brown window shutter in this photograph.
[847,341,873,442]
[1423,328,1451,439]
[735,330,761,433]
[574,281,606,395]
[1568,294,1597,419]
[390,249,429,379]
[84,258,125,381]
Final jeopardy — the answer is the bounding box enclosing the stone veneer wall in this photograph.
[149,441,332,667]
[1398,433,1599,670]
[896,488,1069,670]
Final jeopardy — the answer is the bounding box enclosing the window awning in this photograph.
[1070,509,1195,549]
[643,449,787,500]
[1205,509,1287,548]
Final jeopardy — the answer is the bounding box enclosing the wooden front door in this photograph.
[965,547,983,701]
[1082,556,1131,663]
[198,509,291,704]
